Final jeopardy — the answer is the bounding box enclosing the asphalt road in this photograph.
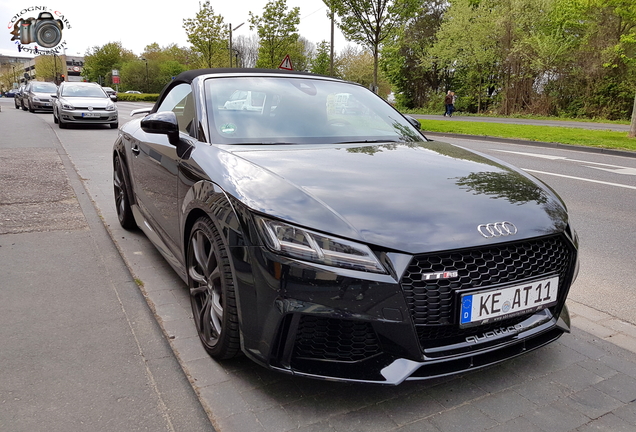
[3,97,636,432]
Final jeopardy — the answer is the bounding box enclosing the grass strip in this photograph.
[418,119,636,152]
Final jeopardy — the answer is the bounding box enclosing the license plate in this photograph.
[82,112,99,118]
[460,276,559,327]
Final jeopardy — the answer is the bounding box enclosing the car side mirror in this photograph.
[110,95,117,101]
[140,111,180,145]
[405,115,421,130]
[51,94,57,98]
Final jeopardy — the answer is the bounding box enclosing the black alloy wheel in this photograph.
[113,154,136,229]
[187,217,240,359]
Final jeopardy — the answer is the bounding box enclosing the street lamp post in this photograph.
[229,22,244,68]
[53,53,60,85]
[141,58,149,93]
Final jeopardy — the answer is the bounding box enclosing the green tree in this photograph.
[328,0,419,92]
[338,45,391,95]
[427,0,502,113]
[34,55,65,83]
[82,42,135,84]
[380,0,446,108]
[183,1,229,68]
[119,61,147,92]
[249,0,301,69]
[158,60,188,85]
[311,41,332,75]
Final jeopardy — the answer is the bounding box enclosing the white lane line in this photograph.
[496,150,636,175]
[523,169,636,190]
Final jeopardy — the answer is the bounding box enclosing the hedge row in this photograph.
[116,93,160,102]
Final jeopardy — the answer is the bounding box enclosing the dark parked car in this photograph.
[13,85,25,109]
[4,88,18,98]
[53,82,118,129]
[112,68,579,384]
[103,86,117,101]
[23,81,58,112]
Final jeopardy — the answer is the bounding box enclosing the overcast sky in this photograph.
[1,0,351,58]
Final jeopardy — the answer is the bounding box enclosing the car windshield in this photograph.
[61,85,107,98]
[32,82,57,92]
[204,76,423,145]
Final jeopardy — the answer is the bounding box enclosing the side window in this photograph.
[156,83,195,135]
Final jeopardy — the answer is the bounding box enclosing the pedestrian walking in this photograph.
[444,91,453,117]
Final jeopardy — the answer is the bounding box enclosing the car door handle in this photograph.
[131,144,140,155]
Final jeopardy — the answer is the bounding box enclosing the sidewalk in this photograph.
[0,102,214,432]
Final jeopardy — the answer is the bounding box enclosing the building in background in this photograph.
[1,53,84,92]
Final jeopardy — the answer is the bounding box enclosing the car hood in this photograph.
[32,91,55,98]
[61,97,112,107]
[195,140,568,254]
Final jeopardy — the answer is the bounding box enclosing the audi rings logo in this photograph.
[477,221,518,238]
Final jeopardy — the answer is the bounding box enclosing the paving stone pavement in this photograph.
[47,101,636,432]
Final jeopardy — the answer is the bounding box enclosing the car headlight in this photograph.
[106,103,116,111]
[33,96,40,101]
[61,102,74,110]
[256,216,386,273]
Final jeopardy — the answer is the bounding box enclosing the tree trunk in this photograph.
[373,45,379,93]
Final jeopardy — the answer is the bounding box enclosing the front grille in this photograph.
[401,235,574,347]
[293,316,381,362]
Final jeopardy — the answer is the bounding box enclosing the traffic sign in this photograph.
[278,55,293,71]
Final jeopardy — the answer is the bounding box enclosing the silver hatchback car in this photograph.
[53,82,118,129]
[24,81,58,112]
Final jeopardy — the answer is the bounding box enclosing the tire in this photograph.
[58,116,67,128]
[113,154,136,229]
[53,110,58,124]
[110,121,119,129]
[187,217,240,360]
[14,99,19,109]
[21,101,28,111]
[28,101,34,113]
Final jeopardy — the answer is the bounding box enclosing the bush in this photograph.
[116,93,159,102]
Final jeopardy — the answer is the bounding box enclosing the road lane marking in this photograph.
[523,169,636,190]
[495,150,636,175]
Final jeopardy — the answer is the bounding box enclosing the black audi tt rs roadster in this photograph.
[112,68,579,384]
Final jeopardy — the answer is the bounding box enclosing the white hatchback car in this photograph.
[53,82,118,129]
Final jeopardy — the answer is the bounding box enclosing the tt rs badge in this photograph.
[421,270,458,280]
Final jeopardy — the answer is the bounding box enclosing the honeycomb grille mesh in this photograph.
[401,235,573,327]
[293,316,381,362]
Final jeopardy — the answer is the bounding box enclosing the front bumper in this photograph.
[31,99,54,110]
[232,232,578,384]
[271,306,570,384]
[59,108,118,124]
